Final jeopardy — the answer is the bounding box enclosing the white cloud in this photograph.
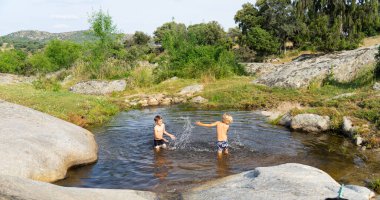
[51,14,80,20]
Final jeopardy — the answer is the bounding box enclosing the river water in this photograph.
[55,106,380,195]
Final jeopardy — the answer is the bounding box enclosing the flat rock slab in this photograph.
[247,45,378,88]
[183,163,375,200]
[178,84,204,95]
[0,175,157,200]
[0,73,36,85]
[70,80,126,95]
[0,100,98,182]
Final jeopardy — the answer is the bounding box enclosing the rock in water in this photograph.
[183,163,375,200]
[0,100,98,182]
[290,114,330,132]
[70,80,126,95]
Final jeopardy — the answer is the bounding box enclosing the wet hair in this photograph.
[154,115,162,122]
[222,113,233,124]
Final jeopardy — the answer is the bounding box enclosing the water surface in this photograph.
[55,106,380,194]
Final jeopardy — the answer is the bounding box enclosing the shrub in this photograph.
[156,31,244,81]
[0,49,27,73]
[44,40,81,69]
[129,66,154,88]
[27,52,54,73]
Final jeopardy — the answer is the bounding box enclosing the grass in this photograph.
[0,84,120,127]
[367,179,380,193]
[361,35,380,47]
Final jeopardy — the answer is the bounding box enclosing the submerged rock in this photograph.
[183,163,375,200]
[70,80,126,95]
[0,100,98,182]
[0,175,157,200]
[290,114,330,132]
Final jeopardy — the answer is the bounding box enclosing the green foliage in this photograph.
[157,29,244,81]
[129,66,154,88]
[243,27,280,57]
[153,21,187,44]
[88,9,117,45]
[367,179,380,193]
[27,53,54,73]
[187,21,227,46]
[234,3,260,35]
[32,77,62,92]
[132,31,151,45]
[44,40,81,69]
[0,49,27,73]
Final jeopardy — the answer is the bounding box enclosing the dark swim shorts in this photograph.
[154,139,165,147]
[216,141,228,152]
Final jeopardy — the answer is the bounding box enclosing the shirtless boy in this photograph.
[153,115,176,150]
[195,113,233,156]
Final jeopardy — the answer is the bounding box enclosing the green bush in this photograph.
[44,40,81,69]
[0,49,27,73]
[27,53,54,73]
[156,29,244,81]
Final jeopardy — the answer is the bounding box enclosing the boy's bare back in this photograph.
[215,121,229,141]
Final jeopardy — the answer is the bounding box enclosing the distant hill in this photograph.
[0,30,98,52]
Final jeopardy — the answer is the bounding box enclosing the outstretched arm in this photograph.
[195,121,219,128]
[163,124,176,140]
[164,130,176,140]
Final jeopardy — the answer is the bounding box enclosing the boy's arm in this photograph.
[163,124,176,140]
[195,121,219,127]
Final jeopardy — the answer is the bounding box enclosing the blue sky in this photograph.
[0,0,254,36]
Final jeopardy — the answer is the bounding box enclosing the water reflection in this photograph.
[216,156,231,178]
[153,150,169,181]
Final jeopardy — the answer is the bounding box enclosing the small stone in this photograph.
[190,96,208,104]
[355,136,363,146]
[138,99,148,107]
[160,98,172,106]
[147,98,159,106]
[279,112,292,127]
[373,82,380,91]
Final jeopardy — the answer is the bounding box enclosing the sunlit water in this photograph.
[55,106,380,195]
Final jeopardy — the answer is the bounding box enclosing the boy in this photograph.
[154,115,176,150]
[195,113,233,156]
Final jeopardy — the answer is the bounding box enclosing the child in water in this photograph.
[153,115,176,150]
[195,113,233,156]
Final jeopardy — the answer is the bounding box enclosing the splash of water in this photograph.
[172,117,194,149]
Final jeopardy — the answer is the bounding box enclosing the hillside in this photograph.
[0,30,98,52]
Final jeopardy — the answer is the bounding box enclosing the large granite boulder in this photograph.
[183,163,375,200]
[70,80,126,95]
[0,175,157,200]
[247,45,378,88]
[290,114,330,132]
[0,100,98,182]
